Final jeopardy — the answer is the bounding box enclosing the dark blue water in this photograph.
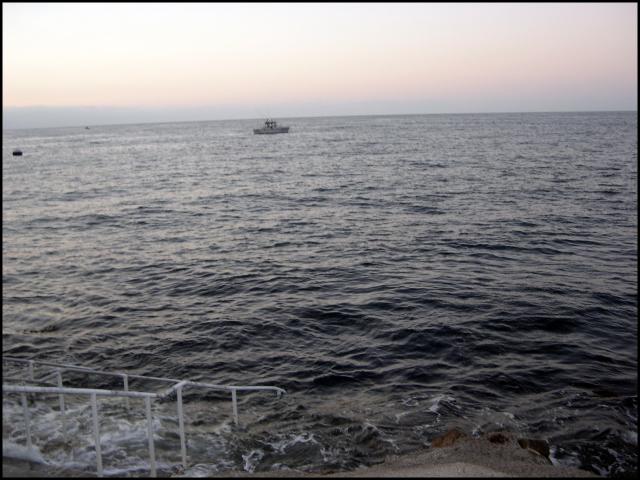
[3,112,637,476]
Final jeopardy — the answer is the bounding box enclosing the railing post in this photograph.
[145,396,157,477]
[27,361,35,407]
[91,393,103,477]
[21,393,32,450]
[231,388,239,426]
[56,370,67,446]
[176,385,187,469]
[2,358,285,475]
[122,374,130,411]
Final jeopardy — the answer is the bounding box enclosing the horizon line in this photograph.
[3,108,637,132]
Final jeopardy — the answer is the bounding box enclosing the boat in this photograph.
[253,119,289,134]
[12,149,22,156]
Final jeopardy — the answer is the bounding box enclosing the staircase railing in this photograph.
[2,356,286,477]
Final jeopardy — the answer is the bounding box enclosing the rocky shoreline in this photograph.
[323,430,597,478]
[207,429,599,478]
[3,430,599,478]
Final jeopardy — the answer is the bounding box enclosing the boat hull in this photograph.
[253,127,289,134]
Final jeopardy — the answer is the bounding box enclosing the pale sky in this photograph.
[3,2,637,128]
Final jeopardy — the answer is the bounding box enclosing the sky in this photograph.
[2,2,637,129]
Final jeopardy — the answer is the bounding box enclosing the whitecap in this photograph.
[242,448,264,472]
[3,441,48,464]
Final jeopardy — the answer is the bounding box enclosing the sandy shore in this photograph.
[3,431,597,478]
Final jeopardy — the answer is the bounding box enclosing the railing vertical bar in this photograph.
[145,396,157,477]
[21,393,32,449]
[3,357,285,475]
[123,374,130,411]
[56,370,67,447]
[91,393,103,477]
[231,388,239,426]
[176,385,187,468]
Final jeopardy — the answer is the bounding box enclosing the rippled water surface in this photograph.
[3,112,637,476]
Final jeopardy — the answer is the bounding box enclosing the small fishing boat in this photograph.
[12,149,23,156]
[253,119,289,134]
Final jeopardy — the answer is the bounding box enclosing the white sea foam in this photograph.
[242,448,264,472]
[3,441,48,464]
[268,431,317,454]
[182,463,216,477]
[428,394,455,413]
[623,429,637,446]
[401,396,419,407]
[549,445,582,470]
[394,411,410,423]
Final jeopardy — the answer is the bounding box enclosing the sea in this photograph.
[2,112,637,477]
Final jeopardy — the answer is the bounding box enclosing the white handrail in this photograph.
[2,357,286,477]
[4,384,157,478]
[3,356,286,395]
[3,384,157,398]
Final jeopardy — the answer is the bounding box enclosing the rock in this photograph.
[431,429,468,448]
[487,432,511,444]
[517,438,550,460]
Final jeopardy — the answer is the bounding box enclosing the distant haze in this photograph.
[3,3,637,129]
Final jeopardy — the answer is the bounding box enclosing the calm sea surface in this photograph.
[2,112,637,476]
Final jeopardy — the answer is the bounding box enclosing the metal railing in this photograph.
[2,356,286,477]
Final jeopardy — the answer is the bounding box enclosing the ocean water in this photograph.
[2,112,637,476]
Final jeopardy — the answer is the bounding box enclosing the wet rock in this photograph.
[487,432,510,444]
[518,438,550,460]
[431,429,468,448]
